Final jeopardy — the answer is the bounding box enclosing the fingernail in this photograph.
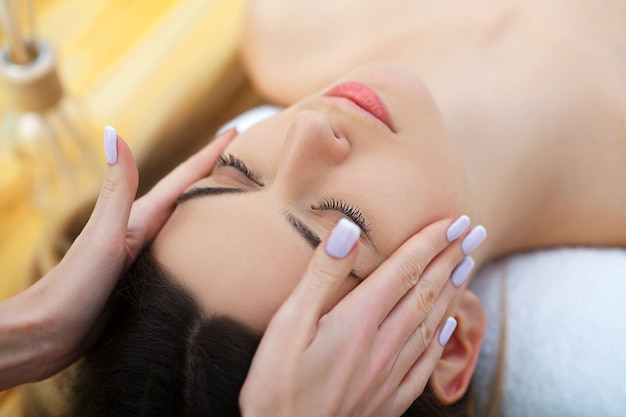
[326,218,361,259]
[104,125,118,164]
[439,317,458,346]
[446,215,470,242]
[451,256,475,287]
[462,225,487,254]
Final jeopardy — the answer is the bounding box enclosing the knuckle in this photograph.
[415,280,438,314]
[371,344,396,378]
[407,374,428,399]
[417,321,437,350]
[406,323,437,367]
[430,227,450,252]
[395,255,425,290]
[307,258,341,289]
[418,219,449,250]
[446,245,466,273]
[100,176,121,200]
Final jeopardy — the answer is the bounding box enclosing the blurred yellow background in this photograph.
[0,0,260,414]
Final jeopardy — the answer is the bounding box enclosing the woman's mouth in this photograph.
[324,82,395,132]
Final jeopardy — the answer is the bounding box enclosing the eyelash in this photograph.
[216,154,370,234]
[216,153,264,186]
[314,198,372,234]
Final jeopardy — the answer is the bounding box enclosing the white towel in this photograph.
[470,248,626,417]
[217,104,283,134]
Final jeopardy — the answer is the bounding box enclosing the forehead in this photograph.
[148,189,355,333]
[152,191,312,329]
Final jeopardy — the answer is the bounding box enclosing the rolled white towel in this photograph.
[217,104,283,134]
[470,247,626,417]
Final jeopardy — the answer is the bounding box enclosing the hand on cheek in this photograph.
[240,215,486,417]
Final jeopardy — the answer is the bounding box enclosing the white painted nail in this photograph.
[439,317,458,346]
[326,218,361,259]
[104,125,118,164]
[462,225,487,255]
[451,256,475,287]
[446,215,470,242]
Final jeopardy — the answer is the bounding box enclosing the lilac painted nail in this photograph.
[451,256,475,287]
[462,225,487,255]
[439,317,458,346]
[104,125,118,164]
[446,215,470,242]
[326,218,361,259]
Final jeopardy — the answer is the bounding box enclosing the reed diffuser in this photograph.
[0,0,102,214]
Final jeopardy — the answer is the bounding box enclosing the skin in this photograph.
[0,131,236,390]
[18,2,626,409]
[154,0,626,409]
[242,0,626,257]
[152,63,474,331]
[151,66,488,407]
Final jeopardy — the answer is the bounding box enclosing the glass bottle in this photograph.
[1,37,103,215]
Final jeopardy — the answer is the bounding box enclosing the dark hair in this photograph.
[67,251,473,417]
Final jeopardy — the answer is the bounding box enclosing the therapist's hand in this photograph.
[0,128,236,390]
[240,216,474,417]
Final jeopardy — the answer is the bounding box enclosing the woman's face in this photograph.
[152,63,470,330]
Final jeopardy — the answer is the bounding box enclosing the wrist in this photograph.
[0,284,64,389]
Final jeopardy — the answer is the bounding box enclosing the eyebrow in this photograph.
[281,210,321,249]
[176,187,246,204]
[177,187,324,249]
[177,186,363,279]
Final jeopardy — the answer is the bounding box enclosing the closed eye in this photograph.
[215,153,264,186]
[214,154,373,242]
[313,197,372,235]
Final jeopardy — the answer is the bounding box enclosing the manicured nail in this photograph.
[462,225,487,254]
[439,317,458,346]
[104,125,118,164]
[446,215,470,242]
[326,218,361,259]
[451,256,475,287]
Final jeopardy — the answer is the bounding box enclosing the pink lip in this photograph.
[324,82,395,131]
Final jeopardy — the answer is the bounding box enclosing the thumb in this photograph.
[280,219,361,329]
[74,126,138,263]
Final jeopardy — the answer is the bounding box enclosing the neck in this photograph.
[450,119,554,268]
[393,3,626,266]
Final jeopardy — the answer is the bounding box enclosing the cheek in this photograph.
[356,161,428,244]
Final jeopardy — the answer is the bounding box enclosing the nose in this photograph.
[277,109,351,188]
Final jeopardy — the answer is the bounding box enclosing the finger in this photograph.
[54,126,137,315]
[392,317,458,416]
[345,217,463,326]
[272,219,360,336]
[389,259,474,392]
[125,128,237,258]
[389,226,484,385]
[375,231,471,365]
[352,236,469,415]
[138,128,237,209]
[72,127,138,264]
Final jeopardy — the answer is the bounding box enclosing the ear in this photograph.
[430,290,486,405]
